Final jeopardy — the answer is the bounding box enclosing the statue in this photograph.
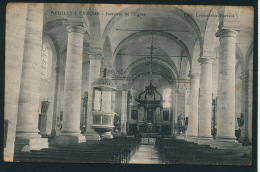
[81,92,88,133]
[237,113,244,127]
[176,115,188,134]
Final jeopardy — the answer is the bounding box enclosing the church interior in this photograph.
[5,3,254,164]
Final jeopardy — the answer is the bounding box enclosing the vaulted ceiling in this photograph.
[42,4,254,89]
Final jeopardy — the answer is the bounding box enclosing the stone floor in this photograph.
[129,144,164,164]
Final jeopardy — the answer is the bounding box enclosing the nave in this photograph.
[14,137,251,165]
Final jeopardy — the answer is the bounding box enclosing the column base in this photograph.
[185,135,197,142]
[103,132,113,139]
[112,132,127,138]
[83,132,101,140]
[195,136,213,145]
[39,131,47,136]
[239,137,251,146]
[15,138,49,152]
[210,137,246,150]
[176,134,185,140]
[50,129,60,137]
[53,134,86,145]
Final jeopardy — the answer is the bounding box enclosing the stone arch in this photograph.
[102,5,203,52]
[236,45,245,72]
[191,39,201,74]
[113,31,191,63]
[124,57,178,81]
[127,60,176,89]
[202,8,219,57]
[43,19,65,34]
[178,54,190,79]
[245,42,253,71]
[86,5,102,49]
[102,36,113,67]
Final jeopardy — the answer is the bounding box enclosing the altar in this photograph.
[135,82,164,135]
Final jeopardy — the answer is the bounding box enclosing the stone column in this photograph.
[80,54,90,133]
[84,51,102,140]
[186,73,200,142]
[195,58,214,145]
[177,88,187,118]
[238,71,250,145]
[172,89,179,136]
[15,3,49,152]
[121,90,128,134]
[56,25,86,144]
[210,29,242,149]
[50,66,61,137]
[111,91,116,112]
[5,3,29,159]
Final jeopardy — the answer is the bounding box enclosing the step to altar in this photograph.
[141,138,156,145]
[140,132,160,138]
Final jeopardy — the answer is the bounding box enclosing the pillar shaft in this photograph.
[210,29,242,149]
[186,73,200,142]
[215,30,238,141]
[121,90,127,133]
[86,54,101,133]
[51,67,61,136]
[16,4,44,139]
[177,88,187,118]
[239,71,249,144]
[111,91,116,112]
[196,58,214,144]
[61,25,85,135]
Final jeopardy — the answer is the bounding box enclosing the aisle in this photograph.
[129,144,164,164]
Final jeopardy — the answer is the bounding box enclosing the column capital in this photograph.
[201,51,215,58]
[89,47,102,54]
[116,80,128,91]
[88,47,103,60]
[178,88,188,93]
[188,73,200,79]
[89,54,102,61]
[198,57,214,64]
[216,28,240,38]
[66,25,85,35]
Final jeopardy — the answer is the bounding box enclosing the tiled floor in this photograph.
[129,145,164,164]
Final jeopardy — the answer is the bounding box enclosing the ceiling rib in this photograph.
[116,29,189,32]
[117,53,187,57]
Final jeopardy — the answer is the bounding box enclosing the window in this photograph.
[163,88,171,108]
[41,44,48,80]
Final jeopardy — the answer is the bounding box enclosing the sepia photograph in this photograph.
[4,2,255,166]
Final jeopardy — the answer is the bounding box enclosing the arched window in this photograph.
[41,44,48,80]
[163,88,171,108]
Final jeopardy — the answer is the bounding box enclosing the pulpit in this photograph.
[91,68,116,139]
